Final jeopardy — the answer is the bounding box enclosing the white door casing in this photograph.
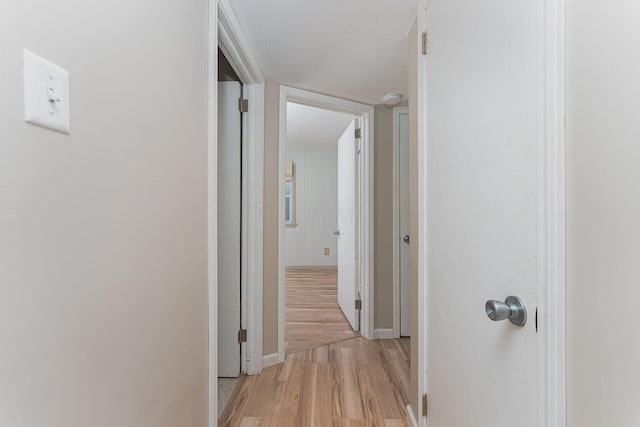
[421,0,566,426]
[337,119,358,331]
[217,81,242,378]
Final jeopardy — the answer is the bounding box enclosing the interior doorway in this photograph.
[210,3,266,422]
[284,102,360,354]
[277,86,375,362]
[216,47,245,414]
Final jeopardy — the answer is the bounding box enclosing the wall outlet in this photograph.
[324,248,330,255]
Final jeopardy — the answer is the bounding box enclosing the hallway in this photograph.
[219,336,411,426]
[285,268,360,354]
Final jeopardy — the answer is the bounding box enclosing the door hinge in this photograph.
[354,127,362,139]
[422,31,428,55]
[422,394,428,417]
[238,329,247,343]
[355,299,362,310]
[238,98,249,113]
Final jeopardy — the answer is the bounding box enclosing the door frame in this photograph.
[392,106,409,339]
[414,0,566,426]
[415,4,428,423]
[277,86,375,362]
[209,0,265,424]
[536,0,567,424]
[219,0,265,378]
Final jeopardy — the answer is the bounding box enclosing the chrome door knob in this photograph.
[403,235,410,244]
[485,296,527,327]
[333,230,340,236]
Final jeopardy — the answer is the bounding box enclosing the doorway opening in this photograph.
[284,102,361,354]
[216,47,245,415]
[211,6,265,421]
[277,86,375,363]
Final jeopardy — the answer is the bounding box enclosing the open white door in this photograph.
[217,81,241,378]
[337,119,358,331]
[423,0,560,425]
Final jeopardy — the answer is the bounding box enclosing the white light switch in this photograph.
[23,49,70,134]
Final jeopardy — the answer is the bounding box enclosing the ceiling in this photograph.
[287,102,354,146]
[228,0,419,105]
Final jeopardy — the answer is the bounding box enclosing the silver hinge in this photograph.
[238,98,249,113]
[422,31,428,55]
[355,299,362,310]
[354,127,362,139]
[422,394,428,417]
[238,329,247,343]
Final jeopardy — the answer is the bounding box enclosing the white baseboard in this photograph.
[262,353,280,368]
[373,328,395,339]
[406,404,419,427]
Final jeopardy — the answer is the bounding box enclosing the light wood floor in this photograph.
[218,336,411,426]
[286,268,360,354]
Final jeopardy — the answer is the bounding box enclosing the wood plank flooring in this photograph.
[218,337,411,426]
[285,268,360,354]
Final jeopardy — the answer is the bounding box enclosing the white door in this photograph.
[217,81,241,378]
[398,110,411,337]
[425,0,542,425]
[337,119,358,331]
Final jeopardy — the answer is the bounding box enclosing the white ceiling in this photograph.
[228,0,419,105]
[287,102,354,146]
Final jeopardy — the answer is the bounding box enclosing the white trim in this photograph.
[262,353,280,369]
[373,329,395,339]
[278,86,375,363]
[209,1,265,423]
[538,0,566,426]
[207,2,218,426]
[243,82,265,375]
[392,106,409,339]
[240,82,249,375]
[217,0,263,84]
[406,404,419,427]
[278,89,286,363]
[416,2,429,426]
[392,107,400,339]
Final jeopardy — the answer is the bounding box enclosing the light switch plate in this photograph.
[23,49,70,134]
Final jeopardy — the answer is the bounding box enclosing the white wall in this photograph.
[0,1,209,426]
[566,1,640,425]
[285,146,338,267]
